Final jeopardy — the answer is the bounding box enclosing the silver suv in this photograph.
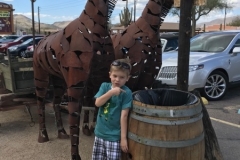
[156,31,240,100]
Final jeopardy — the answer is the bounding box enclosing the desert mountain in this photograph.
[197,16,239,27]
[52,21,72,29]
[14,14,62,31]
[14,14,239,33]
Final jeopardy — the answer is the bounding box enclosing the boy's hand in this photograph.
[110,87,125,96]
[120,138,128,153]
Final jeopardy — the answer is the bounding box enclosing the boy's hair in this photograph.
[110,58,132,75]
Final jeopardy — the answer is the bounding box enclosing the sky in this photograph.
[2,0,240,25]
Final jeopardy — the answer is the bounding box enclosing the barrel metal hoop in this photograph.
[128,132,204,148]
[132,102,202,117]
[131,113,203,125]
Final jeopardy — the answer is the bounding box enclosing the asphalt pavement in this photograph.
[205,87,240,160]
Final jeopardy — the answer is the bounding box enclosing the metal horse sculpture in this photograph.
[82,0,174,135]
[112,0,174,90]
[33,0,118,159]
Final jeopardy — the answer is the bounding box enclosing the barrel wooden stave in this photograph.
[127,99,205,160]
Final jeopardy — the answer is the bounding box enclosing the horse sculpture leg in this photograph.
[82,110,91,136]
[67,87,82,160]
[33,61,50,143]
[62,65,90,160]
[52,76,69,139]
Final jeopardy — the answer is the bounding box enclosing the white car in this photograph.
[156,31,240,100]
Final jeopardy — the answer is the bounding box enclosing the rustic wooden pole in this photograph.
[176,0,194,91]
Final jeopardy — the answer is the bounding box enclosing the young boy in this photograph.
[92,58,132,160]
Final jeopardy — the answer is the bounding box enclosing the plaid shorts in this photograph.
[92,136,121,160]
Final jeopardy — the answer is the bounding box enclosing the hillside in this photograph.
[52,21,72,29]
[197,16,239,27]
[14,14,61,31]
[14,14,239,33]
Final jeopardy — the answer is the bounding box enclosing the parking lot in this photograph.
[205,87,240,160]
[0,87,240,160]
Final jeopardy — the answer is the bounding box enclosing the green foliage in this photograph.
[119,7,133,27]
[170,0,229,20]
[228,16,240,26]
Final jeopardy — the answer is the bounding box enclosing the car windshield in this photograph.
[190,33,235,52]
[2,36,12,40]
[13,36,24,42]
[22,38,33,45]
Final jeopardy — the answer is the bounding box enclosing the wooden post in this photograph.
[176,0,194,91]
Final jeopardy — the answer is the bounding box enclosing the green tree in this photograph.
[171,0,230,36]
[228,16,240,26]
[119,7,133,27]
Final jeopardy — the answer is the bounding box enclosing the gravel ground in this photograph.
[1,88,239,160]
[0,103,95,160]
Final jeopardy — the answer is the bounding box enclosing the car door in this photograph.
[227,38,240,82]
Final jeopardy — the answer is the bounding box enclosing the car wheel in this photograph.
[202,71,228,101]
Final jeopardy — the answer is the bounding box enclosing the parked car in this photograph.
[0,35,43,54]
[22,45,34,58]
[0,35,19,43]
[156,31,240,101]
[160,34,179,52]
[8,37,43,57]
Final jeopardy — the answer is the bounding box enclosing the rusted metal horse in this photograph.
[82,0,174,135]
[33,0,118,159]
[112,0,174,90]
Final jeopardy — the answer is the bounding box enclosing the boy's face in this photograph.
[109,70,130,88]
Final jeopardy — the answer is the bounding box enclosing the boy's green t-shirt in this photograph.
[94,82,132,141]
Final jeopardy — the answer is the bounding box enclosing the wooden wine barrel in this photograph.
[125,89,205,160]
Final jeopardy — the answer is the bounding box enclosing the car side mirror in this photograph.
[232,47,240,53]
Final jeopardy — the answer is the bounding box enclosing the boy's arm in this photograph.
[95,87,124,107]
[95,90,113,107]
[120,108,130,152]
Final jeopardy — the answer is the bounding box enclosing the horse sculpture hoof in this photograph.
[58,129,69,139]
[90,125,95,133]
[82,125,91,136]
[72,154,81,160]
[38,130,49,143]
